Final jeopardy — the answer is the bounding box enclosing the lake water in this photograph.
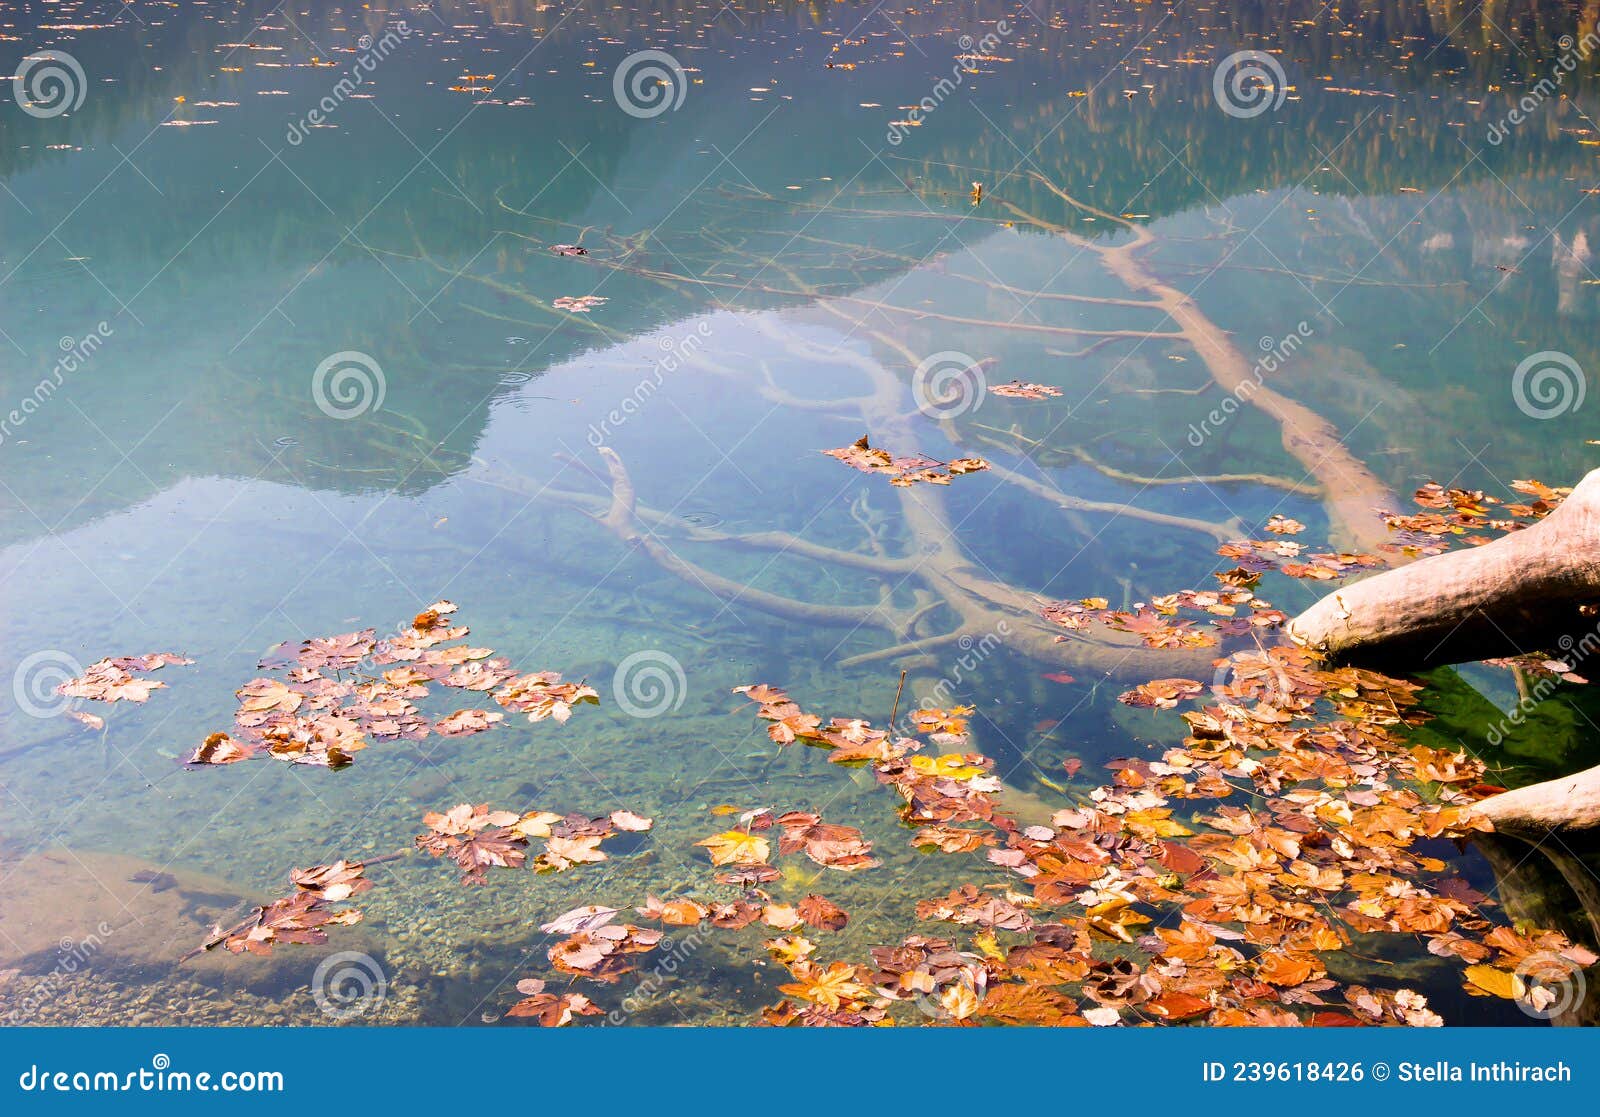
[3,0,1600,1026]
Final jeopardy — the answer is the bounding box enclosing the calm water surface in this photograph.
[3,0,1600,1024]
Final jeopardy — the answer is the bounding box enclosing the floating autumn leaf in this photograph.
[977,983,1085,1026]
[988,379,1062,400]
[552,294,607,313]
[289,859,374,902]
[609,809,653,832]
[434,708,504,736]
[821,435,988,487]
[774,810,879,871]
[59,654,192,704]
[777,961,874,1010]
[1264,514,1305,535]
[186,731,256,766]
[236,678,303,714]
[548,244,587,257]
[505,979,601,1026]
[493,672,599,723]
[761,903,804,931]
[297,630,374,670]
[1117,678,1203,710]
[797,893,848,932]
[539,905,621,935]
[696,829,772,867]
[415,803,527,884]
[65,710,105,731]
[537,835,608,872]
[549,924,661,983]
[636,895,708,926]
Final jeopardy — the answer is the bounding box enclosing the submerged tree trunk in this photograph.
[1288,468,1600,670]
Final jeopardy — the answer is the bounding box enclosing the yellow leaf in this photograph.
[695,830,771,866]
[909,753,987,780]
[1464,965,1526,1000]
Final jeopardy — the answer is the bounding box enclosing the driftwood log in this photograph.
[1290,468,1600,836]
[1289,468,1600,670]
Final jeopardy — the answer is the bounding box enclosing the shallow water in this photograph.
[3,0,1600,1025]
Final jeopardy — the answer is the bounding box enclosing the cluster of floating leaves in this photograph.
[187,600,596,770]
[56,653,193,729]
[1043,589,1286,649]
[716,658,1596,1027]
[823,435,989,487]
[1378,479,1567,557]
[71,527,1595,1024]
[185,859,375,960]
[415,802,652,885]
[988,380,1062,400]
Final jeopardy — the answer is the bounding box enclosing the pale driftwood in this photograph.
[1471,764,1600,839]
[1288,468,1600,669]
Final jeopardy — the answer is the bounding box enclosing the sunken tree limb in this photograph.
[1288,468,1600,671]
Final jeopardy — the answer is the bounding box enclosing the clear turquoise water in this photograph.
[3,0,1600,1025]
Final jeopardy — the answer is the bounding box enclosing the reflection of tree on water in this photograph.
[6,0,1600,607]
